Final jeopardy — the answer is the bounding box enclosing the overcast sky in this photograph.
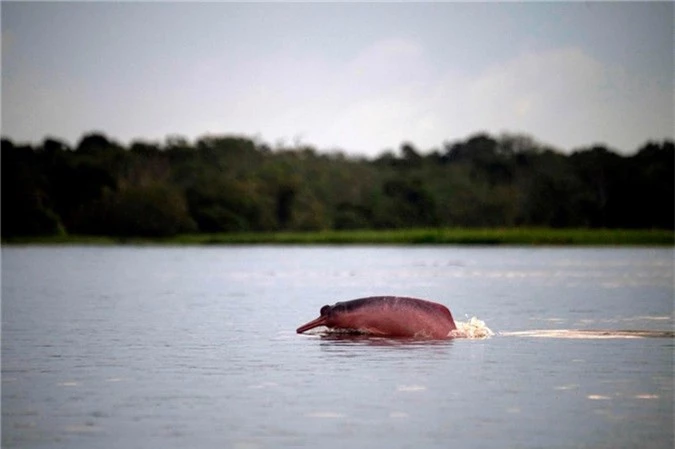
[2,1,673,156]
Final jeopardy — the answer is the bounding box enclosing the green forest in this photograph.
[2,132,673,239]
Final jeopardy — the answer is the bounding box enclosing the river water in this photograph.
[2,245,673,448]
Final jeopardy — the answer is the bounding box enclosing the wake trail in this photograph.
[500,329,675,339]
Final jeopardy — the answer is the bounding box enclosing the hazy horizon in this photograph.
[2,1,673,156]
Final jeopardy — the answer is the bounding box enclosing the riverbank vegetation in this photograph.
[5,228,672,246]
[2,132,673,243]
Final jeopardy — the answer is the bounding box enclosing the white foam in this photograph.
[587,394,612,400]
[449,317,495,339]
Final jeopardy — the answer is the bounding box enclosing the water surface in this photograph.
[2,246,673,448]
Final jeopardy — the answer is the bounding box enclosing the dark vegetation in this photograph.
[2,132,673,239]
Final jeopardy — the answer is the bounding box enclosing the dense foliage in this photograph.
[2,132,673,238]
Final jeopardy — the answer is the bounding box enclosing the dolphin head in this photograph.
[296,304,335,333]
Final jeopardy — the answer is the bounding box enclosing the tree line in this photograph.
[2,132,673,238]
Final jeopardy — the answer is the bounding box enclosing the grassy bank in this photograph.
[4,228,673,246]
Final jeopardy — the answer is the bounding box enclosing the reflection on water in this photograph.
[317,333,455,347]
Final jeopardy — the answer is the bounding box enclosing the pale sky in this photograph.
[2,1,673,156]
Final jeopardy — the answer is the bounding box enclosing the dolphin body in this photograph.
[296,296,457,339]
